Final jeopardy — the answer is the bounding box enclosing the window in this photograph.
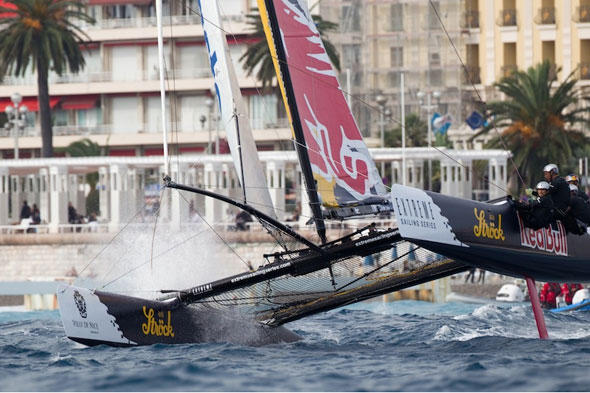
[390,47,403,67]
[429,52,441,67]
[112,46,139,81]
[390,4,403,31]
[428,1,440,29]
[249,94,278,129]
[111,97,139,134]
[343,44,361,66]
[341,4,361,32]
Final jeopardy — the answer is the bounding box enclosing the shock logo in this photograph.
[141,307,175,338]
[473,208,505,241]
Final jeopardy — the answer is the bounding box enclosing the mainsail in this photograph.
[258,0,393,226]
[199,0,276,219]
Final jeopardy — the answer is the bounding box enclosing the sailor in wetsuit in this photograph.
[543,164,570,219]
[567,184,590,230]
[514,181,554,230]
[566,174,589,202]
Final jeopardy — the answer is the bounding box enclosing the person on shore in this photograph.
[20,200,31,220]
[68,202,80,224]
[464,267,475,283]
[477,269,485,284]
[561,283,583,305]
[566,174,589,202]
[31,204,41,225]
[235,210,252,231]
[543,164,570,218]
[540,282,561,308]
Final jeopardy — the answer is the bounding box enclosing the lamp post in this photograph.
[4,93,28,160]
[375,94,388,148]
[416,90,440,190]
[205,97,214,154]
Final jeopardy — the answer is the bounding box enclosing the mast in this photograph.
[234,105,247,203]
[259,0,326,243]
[156,0,169,176]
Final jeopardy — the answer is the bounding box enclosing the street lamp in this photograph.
[416,90,440,190]
[205,97,214,154]
[375,94,388,148]
[4,92,28,160]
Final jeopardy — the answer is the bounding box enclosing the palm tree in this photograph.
[240,11,340,88]
[472,60,588,188]
[0,0,95,158]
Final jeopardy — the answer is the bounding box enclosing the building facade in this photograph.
[0,0,292,158]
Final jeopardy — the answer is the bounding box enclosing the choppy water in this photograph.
[2,301,590,391]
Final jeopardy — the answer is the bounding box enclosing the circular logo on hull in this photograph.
[73,290,87,319]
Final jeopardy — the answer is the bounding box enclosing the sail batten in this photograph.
[258,0,392,222]
[199,0,276,219]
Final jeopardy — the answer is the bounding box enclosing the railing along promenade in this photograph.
[0,218,397,244]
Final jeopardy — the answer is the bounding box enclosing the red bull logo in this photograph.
[517,214,568,256]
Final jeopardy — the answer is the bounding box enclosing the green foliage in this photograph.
[384,113,428,147]
[240,11,340,88]
[0,0,95,157]
[472,60,589,189]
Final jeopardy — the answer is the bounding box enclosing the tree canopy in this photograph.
[472,60,589,188]
[0,0,95,157]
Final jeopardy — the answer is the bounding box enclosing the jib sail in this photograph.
[199,0,276,219]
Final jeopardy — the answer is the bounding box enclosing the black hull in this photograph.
[392,184,590,282]
[57,285,300,347]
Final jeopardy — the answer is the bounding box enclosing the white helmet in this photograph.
[569,184,579,192]
[543,164,558,175]
[536,181,551,190]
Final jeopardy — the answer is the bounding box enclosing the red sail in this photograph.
[260,0,389,214]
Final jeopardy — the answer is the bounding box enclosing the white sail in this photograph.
[199,0,276,219]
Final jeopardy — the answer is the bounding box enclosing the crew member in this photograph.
[567,184,590,225]
[543,164,570,218]
[566,174,589,201]
[514,181,554,230]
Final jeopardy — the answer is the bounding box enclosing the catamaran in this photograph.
[57,0,590,346]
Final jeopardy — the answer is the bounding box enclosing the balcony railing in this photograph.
[579,63,590,80]
[535,7,556,25]
[501,65,517,78]
[462,65,481,85]
[576,6,590,23]
[80,14,202,30]
[1,68,212,86]
[497,9,517,26]
[461,10,480,29]
[0,118,291,139]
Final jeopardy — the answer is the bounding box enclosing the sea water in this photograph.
[2,301,590,391]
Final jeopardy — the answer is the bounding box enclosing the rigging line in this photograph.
[176,189,251,269]
[78,199,155,277]
[101,226,212,290]
[428,0,526,189]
